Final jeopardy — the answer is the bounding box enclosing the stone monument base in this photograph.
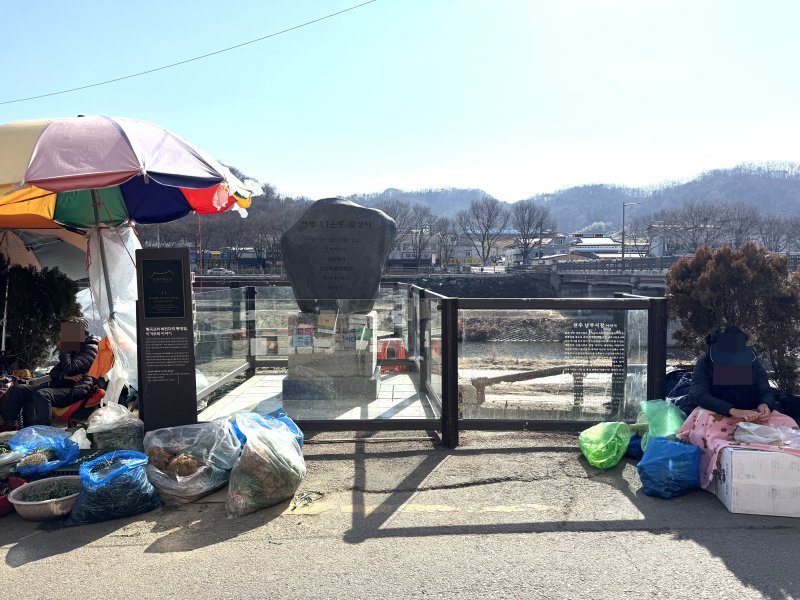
[282,310,379,403]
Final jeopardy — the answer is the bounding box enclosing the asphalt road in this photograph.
[2,431,798,599]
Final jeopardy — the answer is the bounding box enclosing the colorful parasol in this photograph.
[0,115,252,229]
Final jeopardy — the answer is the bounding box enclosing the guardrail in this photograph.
[554,257,679,273]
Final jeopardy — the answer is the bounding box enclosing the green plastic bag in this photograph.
[579,422,632,469]
[639,400,687,451]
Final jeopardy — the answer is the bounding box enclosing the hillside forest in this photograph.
[136,163,800,265]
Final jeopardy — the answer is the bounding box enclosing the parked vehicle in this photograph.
[206,267,235,276]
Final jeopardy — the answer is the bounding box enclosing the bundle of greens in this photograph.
[226,415,306,518]
[20,480,78,502]
[17,448,57,468]
[67,451,160,526]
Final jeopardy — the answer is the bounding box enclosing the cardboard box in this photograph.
[713,447,800,518]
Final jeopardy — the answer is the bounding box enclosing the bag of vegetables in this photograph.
[226,413,306,519]
[8,426,80,477]
[144,418,242,504]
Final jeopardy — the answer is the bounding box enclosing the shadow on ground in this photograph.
[143,499,286,554]
[315,432,800,600]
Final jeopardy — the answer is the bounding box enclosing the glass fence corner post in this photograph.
[441,297,459,449]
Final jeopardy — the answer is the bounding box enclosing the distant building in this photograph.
[504,234,571,266]
[569,233,621,255]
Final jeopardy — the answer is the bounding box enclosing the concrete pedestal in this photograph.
[282,311,379,402]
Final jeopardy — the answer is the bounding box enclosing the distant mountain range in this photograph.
[346,163,800,232]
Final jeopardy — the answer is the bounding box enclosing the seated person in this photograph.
[685,326,775,422]
[0,317,100,427]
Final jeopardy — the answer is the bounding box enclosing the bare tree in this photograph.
[374,199,436,268]
[721,201,760,248]
[673,199,729,252]
[510,199,555,265]
[786,217,800,253]
[756,214,791,253]
[409,205,435,270]
[456,197,510,266]
[249,201,307,270]
[217,213,250,260]
[432,217,459,268]
[374,199,416,253]
[627,215,659,257]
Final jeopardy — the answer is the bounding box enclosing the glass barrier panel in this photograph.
[458,308,648,422]
[246,293,427,420]
[252,286,298,359]
[193,286,248,408]
[428,299,443,405]
[625,309,649,416]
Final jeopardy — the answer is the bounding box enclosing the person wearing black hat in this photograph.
[686,326,775,422]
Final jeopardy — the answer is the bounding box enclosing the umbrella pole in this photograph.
[91,189,116,321]
[1,274,8,352]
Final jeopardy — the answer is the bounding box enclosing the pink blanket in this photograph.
[676,408,800,488]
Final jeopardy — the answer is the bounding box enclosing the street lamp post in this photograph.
[622,202,642,272]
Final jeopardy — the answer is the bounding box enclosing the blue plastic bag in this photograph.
[626,433,644,460]
[8,425,80,477]
[226,412,306,518]
[67,450,160,526]
[267,408,304,447]
[233,411,304,447]
[636,437,700,499]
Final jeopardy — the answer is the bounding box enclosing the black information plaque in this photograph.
[141,258,185,319]
[136,248,197,431]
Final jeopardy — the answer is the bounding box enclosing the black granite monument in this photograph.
[281,198,397,314]
[280,198,397,403]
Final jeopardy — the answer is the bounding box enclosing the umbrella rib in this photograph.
[0,191,54,205]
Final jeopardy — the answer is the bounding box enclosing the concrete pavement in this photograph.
[2,431,798,599]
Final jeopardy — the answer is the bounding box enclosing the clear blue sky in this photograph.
[3,0,800,201]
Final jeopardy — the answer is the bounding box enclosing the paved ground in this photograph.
[2,431,799,599]
[199,372,439,421]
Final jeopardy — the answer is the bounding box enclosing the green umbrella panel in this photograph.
[53,187,129,228]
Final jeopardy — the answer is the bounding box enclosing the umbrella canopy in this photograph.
[0,116,253,229]
[0,229,87,281]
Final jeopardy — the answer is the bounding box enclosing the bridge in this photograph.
[193,256,677,299]
[538,257,676,297]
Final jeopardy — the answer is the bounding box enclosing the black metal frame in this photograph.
[435,294,668,447]
[194,282,668,449]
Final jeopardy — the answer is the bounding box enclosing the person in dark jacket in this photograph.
[686,326,775,422]
[0,317,100,427]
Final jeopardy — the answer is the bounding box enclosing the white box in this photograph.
[713,447,800,518]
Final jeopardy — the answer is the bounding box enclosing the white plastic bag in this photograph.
[226,413,306,518]
[734,422,800,447]
[144,419,242,504]
[87,403,140,433]
[86,403,144,451]
[70,428,92,450]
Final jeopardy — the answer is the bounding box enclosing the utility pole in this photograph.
[622,202,642,272]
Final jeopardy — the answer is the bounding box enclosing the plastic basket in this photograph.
[38,449,106,478]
